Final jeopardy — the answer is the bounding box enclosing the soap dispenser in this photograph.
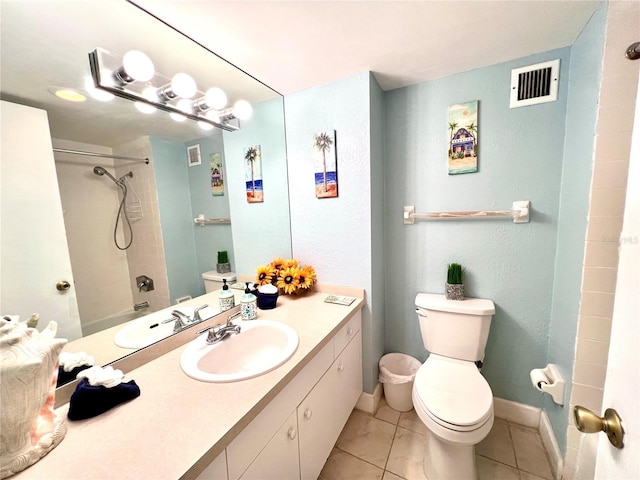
[218,279,235,312]
[240,282,258,320]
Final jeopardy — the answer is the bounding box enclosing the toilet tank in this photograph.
[202,271,237,293]
[415,293,495,362]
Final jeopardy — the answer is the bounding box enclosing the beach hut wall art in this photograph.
[448,100,478,175]
[210,153,224,196]
[313,130,338,198]
[244,145,263,203]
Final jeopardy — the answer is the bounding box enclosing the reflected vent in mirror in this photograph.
[510,59,560,108]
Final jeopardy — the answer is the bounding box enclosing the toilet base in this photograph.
[423,429,478,480]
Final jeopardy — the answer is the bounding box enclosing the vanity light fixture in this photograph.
[84,77,114,102]
[88,47,248,132]
[114,50,155,85]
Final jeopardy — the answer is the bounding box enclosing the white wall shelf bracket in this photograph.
[403,200,530,225]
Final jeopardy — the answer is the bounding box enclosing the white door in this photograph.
[593,75,640,478]
[0,101,82,340]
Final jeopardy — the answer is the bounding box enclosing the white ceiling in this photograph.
[132,0,601,95]
[0,1,600,147]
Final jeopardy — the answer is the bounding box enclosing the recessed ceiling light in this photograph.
[48,86,86,102]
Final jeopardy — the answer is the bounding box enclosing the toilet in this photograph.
[202,271,237,293]
[412,293,496,480]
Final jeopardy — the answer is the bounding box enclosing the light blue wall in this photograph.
[370,73,387,393]
[383,48,572,411]
[151,136,200,302]
[186,134,235,291]
[284,72,383,393]
[546,3,607,452]
[223,97,291,276]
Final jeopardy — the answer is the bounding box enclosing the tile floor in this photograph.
[319,399,555,480]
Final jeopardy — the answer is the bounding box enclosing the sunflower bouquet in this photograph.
[256,257,317,295]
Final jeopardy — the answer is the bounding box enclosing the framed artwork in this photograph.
[187,144,202,167]
[448,101,478,175]
[244,145,263,203]
[210,153,224,196]
[313,130,338,198]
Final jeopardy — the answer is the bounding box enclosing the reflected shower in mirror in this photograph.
[0,0,292,379]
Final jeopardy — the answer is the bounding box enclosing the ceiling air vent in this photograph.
[510,59,559,108]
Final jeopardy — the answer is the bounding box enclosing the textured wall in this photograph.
[284,72,382,393]
[383,48,572,409]
[223,98,291,276]
[186,134,234,292]
[150,136,201,303]
[546,2,607,455]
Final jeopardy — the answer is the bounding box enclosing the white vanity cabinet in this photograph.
[298,322,362,479]
[217,311,362,480]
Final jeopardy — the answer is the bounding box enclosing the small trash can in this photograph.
[378,353,422,412]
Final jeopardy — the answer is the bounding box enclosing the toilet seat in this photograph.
[413,354,493,432]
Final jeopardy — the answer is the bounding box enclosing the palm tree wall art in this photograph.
[244,145,263,203]
[313,130,338,198]
[448,100,479,175]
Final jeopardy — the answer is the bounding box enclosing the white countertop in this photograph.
[16,285,364,480]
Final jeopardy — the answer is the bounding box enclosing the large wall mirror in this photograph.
[0,0,292,381]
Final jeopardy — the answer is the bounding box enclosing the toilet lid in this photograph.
[414,355,493,428]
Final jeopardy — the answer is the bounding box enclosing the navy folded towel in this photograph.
[67,378,141,421]
[57,365,92,387]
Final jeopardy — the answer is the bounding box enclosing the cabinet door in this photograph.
[240,411,299,480]
[297,365,339,480]
[334,330,363,430]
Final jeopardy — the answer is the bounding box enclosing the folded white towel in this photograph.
[76,366,124,388]
[59,351,95,372]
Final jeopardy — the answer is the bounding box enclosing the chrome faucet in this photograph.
[193,304,209,322]
[170,310,191,332]
[196,311,242,345]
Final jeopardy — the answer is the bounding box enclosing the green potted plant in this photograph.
[446,263,465,300]
[216,250,231,274]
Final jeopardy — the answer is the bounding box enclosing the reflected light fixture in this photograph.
[49,86,86,102]
[89,47,248,132]
[85,77,114,102]
[135,86,158,114]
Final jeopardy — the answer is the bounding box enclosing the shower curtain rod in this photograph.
[52,148,150,164]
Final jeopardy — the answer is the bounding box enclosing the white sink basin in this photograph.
[114,305,219,349]
[180,320,299,383]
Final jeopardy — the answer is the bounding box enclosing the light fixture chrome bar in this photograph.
[52,147,149,164]
[89,49,239,132]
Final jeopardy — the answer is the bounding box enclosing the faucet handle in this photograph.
[193,304,209,322]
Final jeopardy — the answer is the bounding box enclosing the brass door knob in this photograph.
[574,405,624,449]
[56,280,71,291]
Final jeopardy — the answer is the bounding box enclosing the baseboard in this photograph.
[493,397,541,428]
[539,410,563,480]
[355,382,383,414]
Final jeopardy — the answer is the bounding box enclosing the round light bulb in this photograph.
[84,77,113,102]
[171,72,197,99]
[198,121,214,131]
[233,100,252,121]
[170,112,187,122]
[122,50,155,82]
[170,98,192,122]
[135,87,157,114]
[205,87,227,110]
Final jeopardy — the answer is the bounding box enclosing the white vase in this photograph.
[0,318,67,479]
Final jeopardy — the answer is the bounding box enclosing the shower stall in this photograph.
[53,137,170,336]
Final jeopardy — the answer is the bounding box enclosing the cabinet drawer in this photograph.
[334,311,362,357]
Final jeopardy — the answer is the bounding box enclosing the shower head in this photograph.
[93,165,119,184]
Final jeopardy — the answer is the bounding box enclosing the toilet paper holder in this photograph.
[530,364,565,405]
